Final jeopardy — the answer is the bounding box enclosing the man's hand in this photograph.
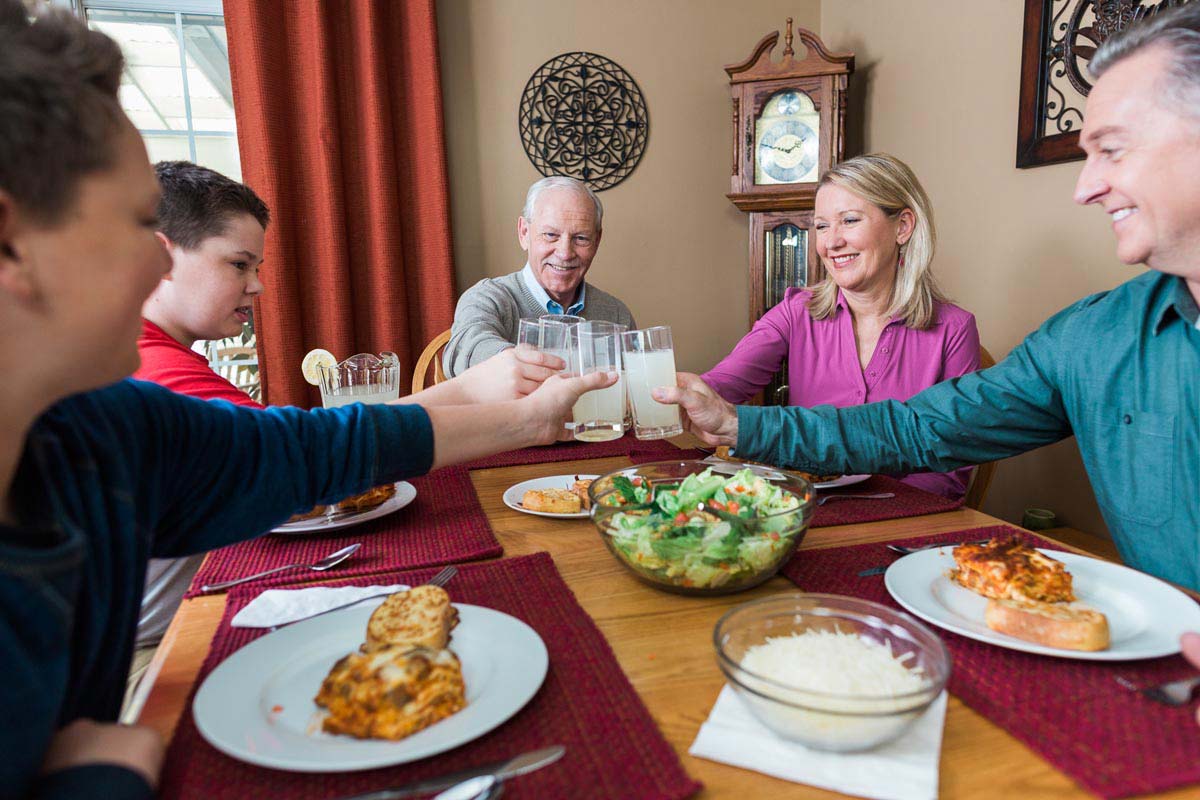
[524,371,617,445]
[1183,633,1200,726]
[651,372,738,446]
[41,719,165,788]
[456,345,566,404]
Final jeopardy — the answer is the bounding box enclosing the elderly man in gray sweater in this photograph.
[443,176,636,377]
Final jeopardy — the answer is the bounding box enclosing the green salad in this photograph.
[598,467,805,589]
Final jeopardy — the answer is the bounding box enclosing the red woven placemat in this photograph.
[185,467,501,598]
[160,553,702,800]
[782,525,1200,799]
[462,434,685,469]
[811,474,961,528]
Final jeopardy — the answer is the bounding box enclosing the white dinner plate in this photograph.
[885,547,1200,660]
[813,474,871,490]
[272,481,417,535]
[503,474,598,519]
[193,603,548,772]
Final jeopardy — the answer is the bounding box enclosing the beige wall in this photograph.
[437,0,819,372]
[820,0,1127,535]
[439,0,1122,536]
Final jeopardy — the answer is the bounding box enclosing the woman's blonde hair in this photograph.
[808,153,946,329]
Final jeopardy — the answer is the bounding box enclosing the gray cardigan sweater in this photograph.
[443,269,637,377]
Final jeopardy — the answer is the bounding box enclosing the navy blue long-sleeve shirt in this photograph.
[1,379,434,799]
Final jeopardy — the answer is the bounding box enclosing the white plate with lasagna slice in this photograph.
[272,481,417,535]
[192,603,548,771]
[885,547,1200,660]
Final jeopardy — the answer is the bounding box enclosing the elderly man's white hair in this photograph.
[521,175,604,232]
[1090,2,1200,121]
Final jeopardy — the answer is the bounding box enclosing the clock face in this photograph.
[754,90,820,185]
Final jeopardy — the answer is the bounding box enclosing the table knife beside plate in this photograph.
[333,745,565,800]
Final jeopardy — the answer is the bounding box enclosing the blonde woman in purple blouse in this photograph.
[702,154,980,499]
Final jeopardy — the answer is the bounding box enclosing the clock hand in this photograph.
[768,139,808,155]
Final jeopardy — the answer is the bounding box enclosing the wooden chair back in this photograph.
[963,344,997,510]
[412,329,452,394]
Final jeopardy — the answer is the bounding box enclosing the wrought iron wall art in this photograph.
[1016,0,1191,168]
[518,52,649,191]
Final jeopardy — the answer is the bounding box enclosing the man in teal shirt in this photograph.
[659,6,1200,590]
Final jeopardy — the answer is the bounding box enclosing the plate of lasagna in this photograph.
[884,536,1200,660]
[273,481,418,534]
[192,585,548,771]
[503,474,597,518]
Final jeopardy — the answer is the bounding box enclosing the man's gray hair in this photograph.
[1090,2,1200,120]
[521,175,604,232]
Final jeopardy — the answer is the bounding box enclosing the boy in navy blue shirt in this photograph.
[0,5,610,797]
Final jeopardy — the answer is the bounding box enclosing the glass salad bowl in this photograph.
[588,460,814,595]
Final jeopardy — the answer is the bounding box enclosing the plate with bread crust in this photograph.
[193,601,548,771]
[885,546,1200,660]
[273,481,417,534]
[503,474,599,519]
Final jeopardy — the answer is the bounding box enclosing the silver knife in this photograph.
[334,745,565,800]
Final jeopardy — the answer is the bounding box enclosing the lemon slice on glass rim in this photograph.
[301,349,336,386]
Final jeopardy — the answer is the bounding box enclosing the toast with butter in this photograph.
[364,584,458,653]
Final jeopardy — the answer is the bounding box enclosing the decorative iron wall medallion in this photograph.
[518,52,649,191]
[1016,0,1192,168]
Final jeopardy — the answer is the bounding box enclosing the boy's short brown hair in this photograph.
[0,0,126,223]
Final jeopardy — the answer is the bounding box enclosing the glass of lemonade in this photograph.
[570,321,626,442]
[318,352,401,408]
[621,326,683,440]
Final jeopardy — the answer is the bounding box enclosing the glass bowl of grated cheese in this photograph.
[714,593,950,751]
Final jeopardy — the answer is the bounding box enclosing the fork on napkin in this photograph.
[230,583,410,628]
[690,686,947,800]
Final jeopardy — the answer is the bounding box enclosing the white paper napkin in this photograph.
[230,583,409,628]
[689,686,947,800]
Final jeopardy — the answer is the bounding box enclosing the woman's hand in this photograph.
[652,372,738,446]
[1183,633,1200,726]
[456,345,565,403]
[41,719,165,787]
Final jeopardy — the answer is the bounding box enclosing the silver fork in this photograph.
[817,492,895,506]
[885,538,993,556]
[269,565,458,630]
[1136,674,1200,706]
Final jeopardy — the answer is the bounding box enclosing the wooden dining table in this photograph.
[139,445,1187,800]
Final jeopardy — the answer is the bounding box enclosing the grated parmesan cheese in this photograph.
[741,628,929,697]
[731,628,937,750]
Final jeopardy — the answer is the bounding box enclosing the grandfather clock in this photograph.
[726,19,853,404]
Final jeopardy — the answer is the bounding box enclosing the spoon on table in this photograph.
[200,542,362,592]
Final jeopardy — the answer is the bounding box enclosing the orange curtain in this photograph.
[224,0,456,407]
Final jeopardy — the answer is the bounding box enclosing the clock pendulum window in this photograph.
[724,17,854,406]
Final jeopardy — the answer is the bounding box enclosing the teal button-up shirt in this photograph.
[738,271,1200,589]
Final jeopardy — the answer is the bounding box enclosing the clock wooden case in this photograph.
[726,20,853,403]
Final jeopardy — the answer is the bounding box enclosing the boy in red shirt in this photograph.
[134,161,268,408]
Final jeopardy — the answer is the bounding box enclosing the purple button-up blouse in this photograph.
[702,288,981,499]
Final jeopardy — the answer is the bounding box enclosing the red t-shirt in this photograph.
[134,319,265,409]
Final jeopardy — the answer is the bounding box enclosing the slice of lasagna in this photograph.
[951,536,1075,603]
[314,645,466,740]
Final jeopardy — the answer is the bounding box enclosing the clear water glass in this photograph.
[318,352,400,408]
[570,321,626,442]
[620,326,682,440]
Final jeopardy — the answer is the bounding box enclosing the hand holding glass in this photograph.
[621,326,682,439]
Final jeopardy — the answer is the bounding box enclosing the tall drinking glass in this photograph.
[318,352,400,408]
[517,317,577,432]
[570,321,625,442]
[621,326,683,439]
